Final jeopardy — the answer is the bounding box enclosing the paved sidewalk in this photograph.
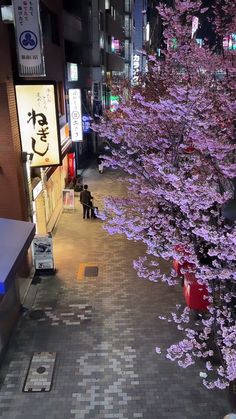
[0,164,230,418]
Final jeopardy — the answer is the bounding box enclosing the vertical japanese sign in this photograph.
[93,82,102,116]
[13,0,45,77]
[132,54,140,85]
[68,89,83,142]
[15,84,61,167]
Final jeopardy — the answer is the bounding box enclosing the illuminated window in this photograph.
[146,22,150,42]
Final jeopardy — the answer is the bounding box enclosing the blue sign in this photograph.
[19,30,38,50]
[82,115,92,133]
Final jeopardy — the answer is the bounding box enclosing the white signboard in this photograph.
[13,0,45,77]
[132,54,140,85]
[33,234,54,270]
[62,189,75,210]
[69,89,83,142]
[15,84,61,168]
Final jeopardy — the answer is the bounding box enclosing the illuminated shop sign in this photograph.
[68,89,83,142]
[167,38,178,50]
[110,96,119,112]
[67,62,78,81]
[132,54,140,85]
[111,37,120,53]
[223,34,236,50]
[12,0,45,76]
[82,115,92,133]
[15,84,61,167]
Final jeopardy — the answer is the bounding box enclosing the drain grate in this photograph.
[84,266,98,277]
[23,351,56,392]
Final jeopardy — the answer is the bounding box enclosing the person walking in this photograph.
[80,184,93,219]
[97,156,104,174]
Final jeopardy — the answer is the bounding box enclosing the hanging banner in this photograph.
[68,89,83,142]
[68,153,75,179]
[33,234,54,270]
[62,189,75,210]
[12,0,45,77]
[15,84,61,168]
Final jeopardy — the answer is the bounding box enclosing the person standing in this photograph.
[80,184,93,219]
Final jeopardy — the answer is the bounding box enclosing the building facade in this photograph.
[0,0,128,261]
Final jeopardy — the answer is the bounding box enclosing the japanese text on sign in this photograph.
[15,84,61,167]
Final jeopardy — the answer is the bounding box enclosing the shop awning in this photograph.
[0,218,35,295]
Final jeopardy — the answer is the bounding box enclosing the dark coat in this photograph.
[80,189,92,205]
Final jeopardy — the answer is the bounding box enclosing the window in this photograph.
[105,0,110,9]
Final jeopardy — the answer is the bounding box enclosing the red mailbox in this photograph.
[183,272,209,311]
[173,245,209,311]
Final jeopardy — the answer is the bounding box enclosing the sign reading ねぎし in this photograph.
[15,84,61,168]
[69,89,83,142]
[12,0,45,77]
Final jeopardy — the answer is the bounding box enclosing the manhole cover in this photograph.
[37,366,46,374]
[84,266,98,277]
[29,310,45,320]
[23,352,56,392]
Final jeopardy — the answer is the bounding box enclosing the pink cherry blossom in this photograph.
[94,0,236,390]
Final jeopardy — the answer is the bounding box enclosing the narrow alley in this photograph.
[0,164,230,419]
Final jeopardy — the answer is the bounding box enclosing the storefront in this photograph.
[31,123,71,235]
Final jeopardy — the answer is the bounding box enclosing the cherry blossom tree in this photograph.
[94,0,236,389]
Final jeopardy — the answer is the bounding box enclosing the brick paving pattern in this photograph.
[0,165,231,418]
